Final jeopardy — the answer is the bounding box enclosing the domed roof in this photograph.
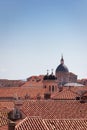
[56,64,69,72]
[56,56,69,73]
[43,70,57,80]
[43,74,57,80]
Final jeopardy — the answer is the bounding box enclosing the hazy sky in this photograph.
[0,0,87,80]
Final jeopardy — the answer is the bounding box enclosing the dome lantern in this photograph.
[56,56,69,73]
[60,55,64,64]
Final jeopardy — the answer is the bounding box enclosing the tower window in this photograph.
[52,86,54,92]
[49,86,51,92]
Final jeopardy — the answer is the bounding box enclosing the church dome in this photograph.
[56,56,69,73]
[56,64,69,72]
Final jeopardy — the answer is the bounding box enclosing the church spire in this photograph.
[60,54,64,64]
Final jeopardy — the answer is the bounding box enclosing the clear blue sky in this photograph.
[0,0,87,80]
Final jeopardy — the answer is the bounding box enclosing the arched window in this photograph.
[49,86,51,92]
[52,86,54,92]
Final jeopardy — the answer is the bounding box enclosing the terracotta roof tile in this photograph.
[51,88,78,99]
[22,75,44,87]
[22,100,87,119]
[44,119,87,130]
[15,116,87,130]
[0,87,45,99]
[51,86,87,100]
[15,117,48,130]
[0,101,14,110]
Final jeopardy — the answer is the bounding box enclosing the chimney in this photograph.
[8,121,15,130]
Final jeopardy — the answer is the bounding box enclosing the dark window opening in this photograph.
[52,86,54,92]
[49,86,51,92]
